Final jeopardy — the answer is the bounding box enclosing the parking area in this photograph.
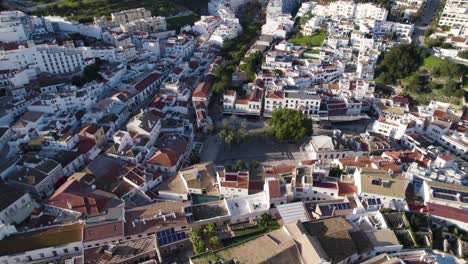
[200,133,305,166]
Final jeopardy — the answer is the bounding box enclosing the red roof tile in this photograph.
[427,202,468,223]
[135,73,162,92]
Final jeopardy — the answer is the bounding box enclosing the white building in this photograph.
[438,0,468,34]
[0,42,88,75]
[0,11,32,42]
[355,3,388,21]
[0,185,36,225]
[422,180,468,230]
[126,109,162,147]
[224,192,270,223]
[216,168,250,198]
[304,135,364,160]
[120,16,167,33]
[354,168,408,210]
[0,223,83,264]
[165,35,195,59]
[111,8,152,24]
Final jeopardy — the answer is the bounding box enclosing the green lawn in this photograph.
[32,0,205,23]
[304,48,320,54]
[227,219,280,246]
[289,31,326,47]
[167,13,200,30]
[423,56,446,70]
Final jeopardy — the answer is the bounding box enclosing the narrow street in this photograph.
[411,0,440,46]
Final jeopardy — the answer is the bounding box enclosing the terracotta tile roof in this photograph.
[268,180,282,198]
[438,154,454,161]
[172,67,184,75]
[77,139,96,153]
[81,123,102,135]
[192,78,214,99]
[392,96,409,105]
[235,99,249,105]
[339,157,372,168]
[124,201,189,236]
[146,149,181,167]
[220,172,249,189]
[84,221,124,242]
[135,72,162,92]
[0,223,83,256]
[338,182,358,196]
[427,202,468,223]
[301,160,319,166]
[266,90,284,99]
[48,179,122,215]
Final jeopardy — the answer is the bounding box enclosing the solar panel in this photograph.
[432,187,457,195]
[433,192,456,201]
[328,202,351,211]
[376,198,382,205]
[156,228,187,246]
[367,199,376,205]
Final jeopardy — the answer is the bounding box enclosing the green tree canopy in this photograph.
[268,109,312,141]
[375,43,429,85]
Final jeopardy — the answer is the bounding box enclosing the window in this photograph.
[52,251,58,256]
[64,248,69,254]
[74,247,79,252]
[39,253,45,258]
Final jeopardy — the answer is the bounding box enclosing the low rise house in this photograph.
[83,207,125,248]
[48,178,123,216]
[0,223,83,264]
[145,133,191,173]
[216,168,250,198]
[304,134,365,161]
[83,236,158,264]
[224,192,270,223]
[422,180,468,230]
[0,184,37,225]
[284,216,373,264]
[6,156,64,198]
[126,109,163,147]
[78,123,107,147]
[354,168,408,210]
[179,162,219,196]
[223,80,264,116]
[124,201,192,262]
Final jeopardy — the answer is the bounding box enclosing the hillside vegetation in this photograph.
[374,43,466,105]
[32,0,208,23]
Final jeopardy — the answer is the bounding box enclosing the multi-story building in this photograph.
[355,3,388,21]
[111,8,151,24]
[264,89,321,118]
[438,0,468,33]
[0,11,32,42]
[223,82,264,116]
[422,180,468,230]
[165,35,195,59]
[120,16,167,33]
[0,42,88,74]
